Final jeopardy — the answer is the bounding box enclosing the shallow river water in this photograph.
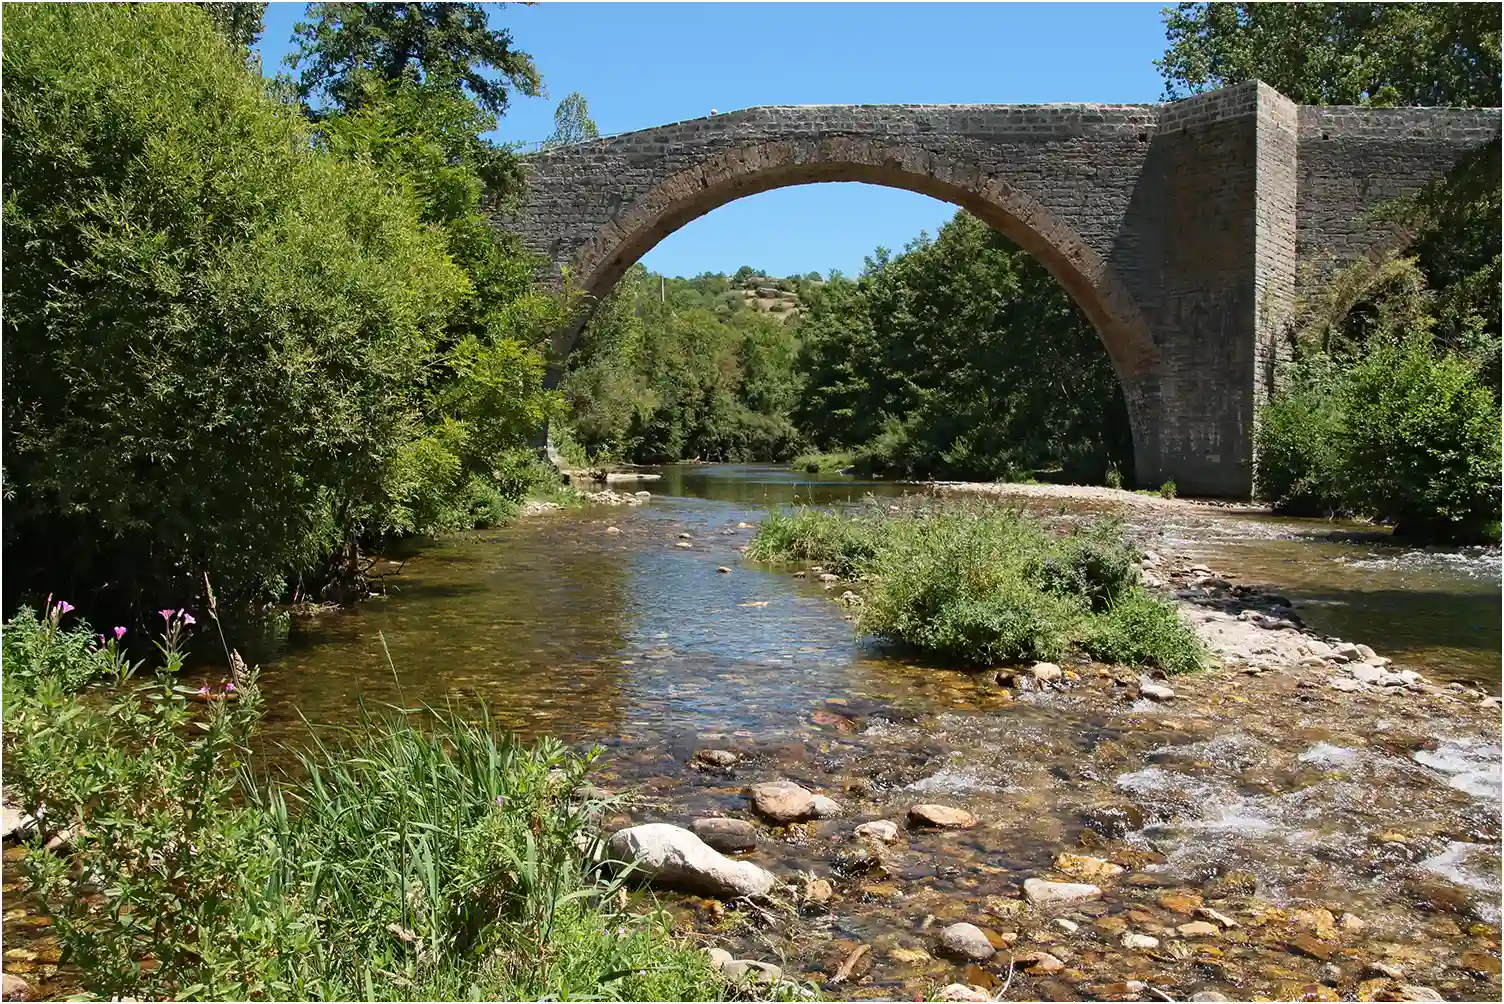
[5,465,1500,1000]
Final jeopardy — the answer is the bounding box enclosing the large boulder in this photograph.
[608,823,775,898]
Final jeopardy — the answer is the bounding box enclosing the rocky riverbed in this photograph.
[585,515,1501,1002]
[4,472,1498,1002]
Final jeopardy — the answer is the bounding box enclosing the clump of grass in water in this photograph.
[789,451,855,474]
[748,497,1205,673]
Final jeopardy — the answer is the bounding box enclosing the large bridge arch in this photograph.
[497,82,1500,496]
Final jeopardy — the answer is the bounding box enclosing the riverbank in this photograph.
[8,466,1492,1001]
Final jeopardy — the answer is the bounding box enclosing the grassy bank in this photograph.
[747,499,1204,673]
[0,603,785,1002]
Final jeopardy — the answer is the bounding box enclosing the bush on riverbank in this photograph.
[749,501,1204,673]
[790,452,855,474]
[1256,277,1501,544]
[0,603,770,1002]
[2,5,570,623]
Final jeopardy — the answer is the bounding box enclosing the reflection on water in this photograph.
[237,464,1498,757]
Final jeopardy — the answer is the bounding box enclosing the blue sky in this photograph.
[255,2,1172,278]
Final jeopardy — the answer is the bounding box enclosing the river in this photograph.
[5,465,1500,1000]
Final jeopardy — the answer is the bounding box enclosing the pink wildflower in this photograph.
[159,608,176,622]
[55,601,74,615]
[113,626,127,639]
[181,612,196,626]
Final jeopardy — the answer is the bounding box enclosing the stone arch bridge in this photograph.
[495,81,1499,496]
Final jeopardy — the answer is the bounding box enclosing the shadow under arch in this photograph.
[543,138,1163,465]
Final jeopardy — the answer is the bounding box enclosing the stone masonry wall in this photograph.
[498,84,1500,498]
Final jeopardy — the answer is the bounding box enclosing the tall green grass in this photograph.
[748,499,1205,673]
[2,605,792,1002]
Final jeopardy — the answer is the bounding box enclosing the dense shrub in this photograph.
[748,500,1203,672]
[2,4,466,614]
[743,506,882,578]
[1253,366,1346,515]
[1079,589,1206,675]
[1256,337,1501,542]
[1,605,772,1002]
[1335,338,1501,542]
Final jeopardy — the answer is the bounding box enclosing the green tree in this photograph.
[2,4,467,616]
[1158,3,1501,106]
[192,2,268,50]
[794,212,1133,483]
[290,2,541,115]
[544,91,600,148]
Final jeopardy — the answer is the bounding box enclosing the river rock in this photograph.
[1305,640,1334,658]
[1355,643,1377,659]
[704,946,733,970]
[1289,932,1336,961]
[1030,662,1063,683]
[803,876,833,904]
[1395,987,1443,1001]
[1024,877,1102,906]
[691,817,758,853]
[695,749,738,768]
[1365,961,1405,980]
[1,973,31,1002]
[854,819,900,843]
[1329,677,1362,692]
[605,526,622,534]
[934,985,990,1002]
[1140,681,1176,701]
[720,959,782,985]
[1196,906,1240,928]
[818,572,840,583]
[716,566,731,573]
[675,540,693,548]
[938,922,995,961]
[1331,642,1361,662]
[1,805,34,843]
[607,823,775,898]
[748,780,838,822]
[1054,852,1124,880]
[634,490,651,499]
[1188,994,1230,1003]
[1121,932,1159,950]
[1015,950,1064,974]
[1177,920,1220,937]
[908,803,976,828]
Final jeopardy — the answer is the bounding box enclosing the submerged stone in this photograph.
[854,819,901,843]
[908,803,977,828]
[1024,877,1102,906]
[939,922,995,961]
[691,817,758,853]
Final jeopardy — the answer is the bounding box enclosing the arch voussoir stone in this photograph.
[497,85,1500,497]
